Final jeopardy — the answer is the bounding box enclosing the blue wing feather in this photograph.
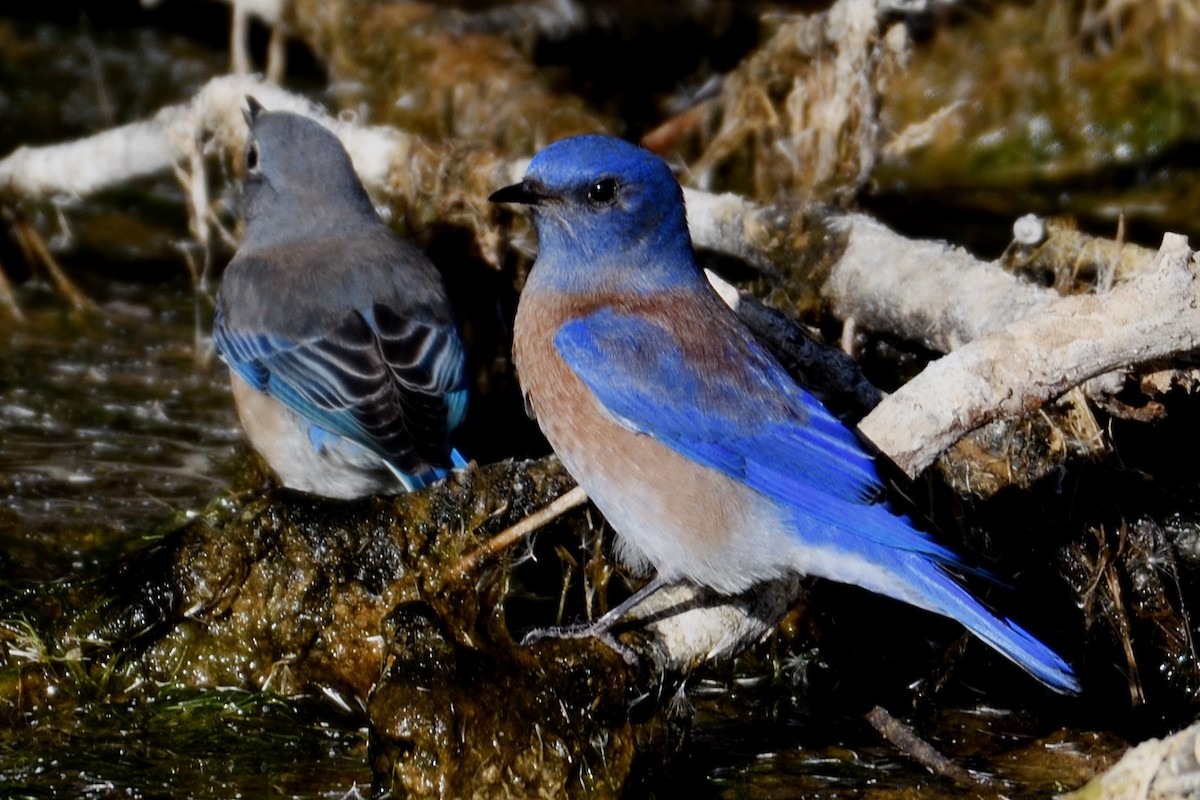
[554,309,961,565]
[212,301,465,475]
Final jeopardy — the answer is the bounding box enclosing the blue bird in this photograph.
[491,134,1078,693]
[213,99,468,499]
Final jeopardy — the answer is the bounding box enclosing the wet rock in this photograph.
[369,601,634,798]
[69,457,578,703]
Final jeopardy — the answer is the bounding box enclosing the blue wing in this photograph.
[213,301,467,479]
[554,308,960,565]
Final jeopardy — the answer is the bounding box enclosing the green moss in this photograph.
[875,1,1200,238]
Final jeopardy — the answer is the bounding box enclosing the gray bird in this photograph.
[213,98,468,499]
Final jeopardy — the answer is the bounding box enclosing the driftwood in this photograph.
[858,233,1198,478]
[1065,720,1200,800]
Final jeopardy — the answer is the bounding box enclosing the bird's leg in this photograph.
[521,575,674,663]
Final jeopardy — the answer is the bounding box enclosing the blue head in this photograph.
[240,97,377,249]
[490,135,701,294]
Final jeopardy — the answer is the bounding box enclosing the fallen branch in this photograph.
[825,212,1062,353]
[0,75,391,204]
[858,233,1198,478]
[627,575,804,670]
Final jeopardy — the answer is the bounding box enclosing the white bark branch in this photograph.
[0,75,399,205]
[859,234,1198,477]
[628,577,804,670]
[824,212,1061,352]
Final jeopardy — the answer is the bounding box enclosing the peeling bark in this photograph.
[858,234,1198,478]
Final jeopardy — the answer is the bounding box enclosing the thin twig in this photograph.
[1107,525,1145,707]
[450,485,588,578]
[12,215,98,314]
[864,705,987,786]
[0,257,25,323]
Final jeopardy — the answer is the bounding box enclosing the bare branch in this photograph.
[627,576,803,670]
[825,212,1061,352]
[859,234,1198,478]
[0,75,391,204]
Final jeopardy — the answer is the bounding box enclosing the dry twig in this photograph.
[450,485,588,579]
[865,705,987,786]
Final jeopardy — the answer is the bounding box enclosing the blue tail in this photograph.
[791,499,1078,694]
[902,556,1080,694]
[382,446,468,491]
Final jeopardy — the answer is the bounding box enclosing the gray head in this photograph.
[241,97,378,247]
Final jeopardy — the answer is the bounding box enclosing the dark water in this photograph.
[0,277,241,583]
[0,279,383,799]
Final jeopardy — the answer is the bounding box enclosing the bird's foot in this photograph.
[521,577,674,667]
[521,620,640,666]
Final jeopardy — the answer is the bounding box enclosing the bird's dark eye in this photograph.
[246,143,259,171]
[586,178,618,205]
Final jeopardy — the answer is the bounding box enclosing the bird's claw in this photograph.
[521,622,641,666]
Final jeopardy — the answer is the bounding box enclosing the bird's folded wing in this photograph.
[554,308,960,563]
[213,304,466,468]
[366,304,468,435]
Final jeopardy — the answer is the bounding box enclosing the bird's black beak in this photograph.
[489,181,543,205]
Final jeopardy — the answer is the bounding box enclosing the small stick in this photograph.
[0,257,25,323]
[450,485,589,578]
[640,99,714,154]
[12,216,98,314]
[864,705,987,786]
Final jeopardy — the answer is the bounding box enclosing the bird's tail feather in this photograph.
[904,557,1080,694]
[382,447,465,491]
